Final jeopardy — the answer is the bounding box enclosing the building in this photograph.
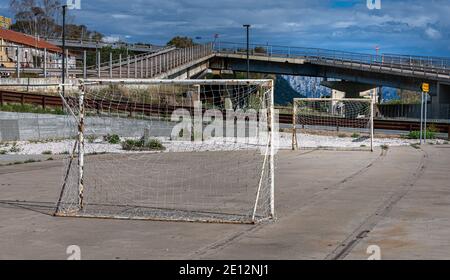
[0,16,12,29]
[0,28,75,70]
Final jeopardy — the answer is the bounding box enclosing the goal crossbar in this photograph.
[53,79,276,224]
[294,98,372,102]
[292,97,374,152]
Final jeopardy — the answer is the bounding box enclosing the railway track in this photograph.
[1,89,449,138]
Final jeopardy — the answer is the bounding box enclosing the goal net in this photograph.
[54,79,275,224]
[292,98,374,151]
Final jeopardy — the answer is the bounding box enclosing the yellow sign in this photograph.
[422,83,430,93]
[0,16,12,29]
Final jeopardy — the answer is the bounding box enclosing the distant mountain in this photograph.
[283,76,331,99]
[282,75,400,103]
[274,75,306,105]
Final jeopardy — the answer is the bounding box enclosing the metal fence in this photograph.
[0,45,76,77]
[87,43,213,79]
[214,41,450,77]
[377,103,450,121]
[44,37,166,53]
[0,43,213,79]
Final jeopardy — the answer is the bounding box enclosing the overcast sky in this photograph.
[1,0,449,56]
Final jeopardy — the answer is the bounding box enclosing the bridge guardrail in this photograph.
[0,43,213,78]
[44,37,165,53]
[214,42,450,77]
[86,46,176,70]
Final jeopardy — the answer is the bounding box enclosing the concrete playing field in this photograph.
[1,144,450,260]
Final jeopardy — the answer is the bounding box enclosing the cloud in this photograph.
[425,27,442,40]
[102,36,121,43]
[111,14,132,19]
[55,0,450,56]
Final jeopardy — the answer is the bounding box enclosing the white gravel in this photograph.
[2,133,445,156]
[279,133,424,149]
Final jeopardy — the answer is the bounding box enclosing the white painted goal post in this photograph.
[292,98,374,151]
[54,79,276,224]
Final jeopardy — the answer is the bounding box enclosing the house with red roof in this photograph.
[0,28,75,70]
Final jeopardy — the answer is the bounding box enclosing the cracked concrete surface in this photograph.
[0,145,449,260]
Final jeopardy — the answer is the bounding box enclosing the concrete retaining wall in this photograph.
[0,111,174,142]
[0,78,79,94]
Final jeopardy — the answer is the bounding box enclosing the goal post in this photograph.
[292,98,374,151]
[54,79,275,224]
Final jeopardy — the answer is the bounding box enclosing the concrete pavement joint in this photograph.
[325,148,428,260]
[188,149,385,259]
[186,223,265,259]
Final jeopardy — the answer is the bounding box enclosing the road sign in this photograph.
[422,83,430,93]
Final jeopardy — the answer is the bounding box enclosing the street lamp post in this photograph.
[243,24,251,79]
[62,5,67,96]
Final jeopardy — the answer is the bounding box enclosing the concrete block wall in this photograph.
[0,111,174,142]
[0,78,79,94]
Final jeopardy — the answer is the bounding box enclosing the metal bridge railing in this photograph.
[86,45,176,71]
[89,43,214,79]
[0,43,214,79]
[44,37,165,53]
[214,42,450,77]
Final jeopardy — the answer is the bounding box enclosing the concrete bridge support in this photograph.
[431,82,450,119]
[321,81,378,101]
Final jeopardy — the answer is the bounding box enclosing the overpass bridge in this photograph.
[45,37,166,54]
[210,42,450,95]
[208,42,450,117]
[1,41,449,110]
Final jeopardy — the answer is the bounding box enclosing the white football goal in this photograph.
[54,79,275,224]
[292,98,374,151]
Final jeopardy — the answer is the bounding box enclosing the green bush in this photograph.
[121,138,165,151]
[42,150,52,155]
[104,134,121,144]
[352,133,360,138]
[87,135,97,143]
[0,103,64,115]
[9,143,21,153]
[407,130,436,140]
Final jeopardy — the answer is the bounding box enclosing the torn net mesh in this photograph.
[55,80,274,224]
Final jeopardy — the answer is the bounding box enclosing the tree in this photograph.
[10,0,63,38]
[85,46,137,67]
[9,0,103,40]
[167,36,195,48]
[254,46,267,54]
[64,24,103,41]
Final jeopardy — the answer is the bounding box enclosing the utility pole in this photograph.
[420,90,424,145]
[62,5,67,96]
[243,24,251,79]
[375,46,382,104]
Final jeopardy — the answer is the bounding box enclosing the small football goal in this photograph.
[54,79,276,224]
[292,98,374,151]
